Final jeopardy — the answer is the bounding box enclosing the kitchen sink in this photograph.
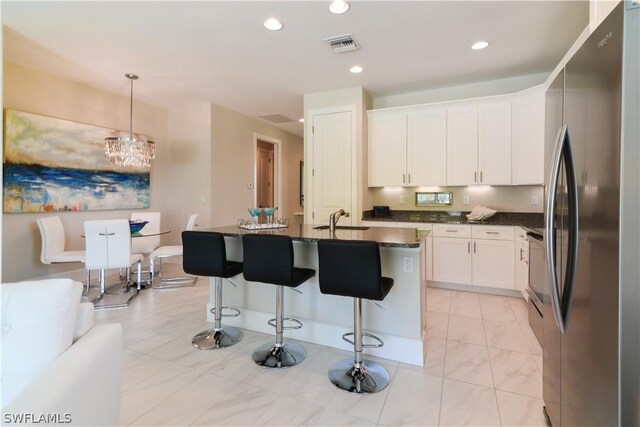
[313,225,370,231]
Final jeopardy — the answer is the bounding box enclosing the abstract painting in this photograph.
[3,109,151,213]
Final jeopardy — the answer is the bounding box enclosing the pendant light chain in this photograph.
[129,75,134,139]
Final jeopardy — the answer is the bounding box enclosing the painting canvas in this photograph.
[3,110,151,213]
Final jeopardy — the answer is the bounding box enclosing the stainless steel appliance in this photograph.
[543,2,639,426]
[525,229,545,346]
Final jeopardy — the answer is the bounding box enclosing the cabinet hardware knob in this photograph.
[474,242,476,253]
[474,171,477,182]
[486,231,499,235]
[403,173,406,184]
[468,241,471,253]
[480,171,483,182]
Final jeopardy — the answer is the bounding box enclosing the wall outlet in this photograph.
[399,195,405,204]
[403,257,413,273]
[462,195,470,205]
[531,195,539,206]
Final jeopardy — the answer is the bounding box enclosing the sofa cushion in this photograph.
[1,279,82,407]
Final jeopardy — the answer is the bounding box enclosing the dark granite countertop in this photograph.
[203,224,426,248]
[362,210,544,229]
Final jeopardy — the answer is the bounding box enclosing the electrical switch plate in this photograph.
[403,257,413,273]
[531,195,539,206]
[463,195,470,205]
[399,195,405,204]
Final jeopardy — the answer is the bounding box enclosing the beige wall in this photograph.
[162,102,212,244]
[210,104,303,227]
[373,73,548,109]
[371,185,544,213]
[2,62,168,282]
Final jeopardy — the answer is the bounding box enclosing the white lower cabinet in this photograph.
[432,225,516,291]
[433,237,472,283]
[472,239,515,289]
[362,220,516,291]
[515,227,529,298]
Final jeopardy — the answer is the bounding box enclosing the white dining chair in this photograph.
[84,219,143,308]
[149,214,199,289]
[130,211,161,281]
[37,216,90,295]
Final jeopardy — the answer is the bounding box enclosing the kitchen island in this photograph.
[202,224,428,366]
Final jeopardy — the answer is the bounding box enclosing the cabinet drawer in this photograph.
[396,222,432,231]
[471,226,514,241]
[433,224,471,238]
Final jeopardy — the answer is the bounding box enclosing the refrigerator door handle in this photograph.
[561,127,579,331]
[545,125,567,334]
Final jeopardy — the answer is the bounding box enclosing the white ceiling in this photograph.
[2,1,589,137]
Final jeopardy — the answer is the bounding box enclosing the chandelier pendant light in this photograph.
[105,73,156,169]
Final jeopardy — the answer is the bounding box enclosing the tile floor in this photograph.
[88,265,546,426]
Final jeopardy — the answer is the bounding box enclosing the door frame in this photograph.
[305,104,358,223]
[253,133,282,212]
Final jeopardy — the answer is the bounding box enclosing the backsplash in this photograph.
[370,185,544,213]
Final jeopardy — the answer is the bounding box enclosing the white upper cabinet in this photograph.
[478,101,512,185]
[369,106,446,187]
[446,105,478,185]
[406,107,447,186]
[447,101,512,186]
[512,87,545,185]
[368,86,544,188]
[368,110,407,187]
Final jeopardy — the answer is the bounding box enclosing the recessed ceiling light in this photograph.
[298,118,304,123]
[471,41,490,50]
[329,0,350,14]
[349,65,363,74]
[264,18,283,31]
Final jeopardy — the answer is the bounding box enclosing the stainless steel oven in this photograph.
[526,229,546,345]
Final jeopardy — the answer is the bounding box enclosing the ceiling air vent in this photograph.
[324,33,360,54]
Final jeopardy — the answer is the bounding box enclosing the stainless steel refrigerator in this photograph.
[543,2,639,426]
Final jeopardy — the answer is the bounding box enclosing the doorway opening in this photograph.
[253,133,282,216]
[256,140,274,208]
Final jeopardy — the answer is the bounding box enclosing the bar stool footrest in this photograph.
[268,317,303,330]
[209,306,241,318]
[341,332,384,348]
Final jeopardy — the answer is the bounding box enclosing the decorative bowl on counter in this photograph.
[129,220,149,234]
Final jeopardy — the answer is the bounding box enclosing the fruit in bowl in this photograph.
[129,220,149,234]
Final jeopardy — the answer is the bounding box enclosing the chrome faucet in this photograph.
[329,209,346,234]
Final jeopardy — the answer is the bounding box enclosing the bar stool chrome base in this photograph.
[192,326,243,350]
[252,342,306,368]
[328,359,390,394]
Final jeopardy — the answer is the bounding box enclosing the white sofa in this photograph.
[1,279,122,426]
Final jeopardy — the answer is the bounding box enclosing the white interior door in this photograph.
[312,111,352,225]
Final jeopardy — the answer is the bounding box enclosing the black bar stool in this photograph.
[182,231,244,350]
[317,239,394,394]
[242,234,315,368]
